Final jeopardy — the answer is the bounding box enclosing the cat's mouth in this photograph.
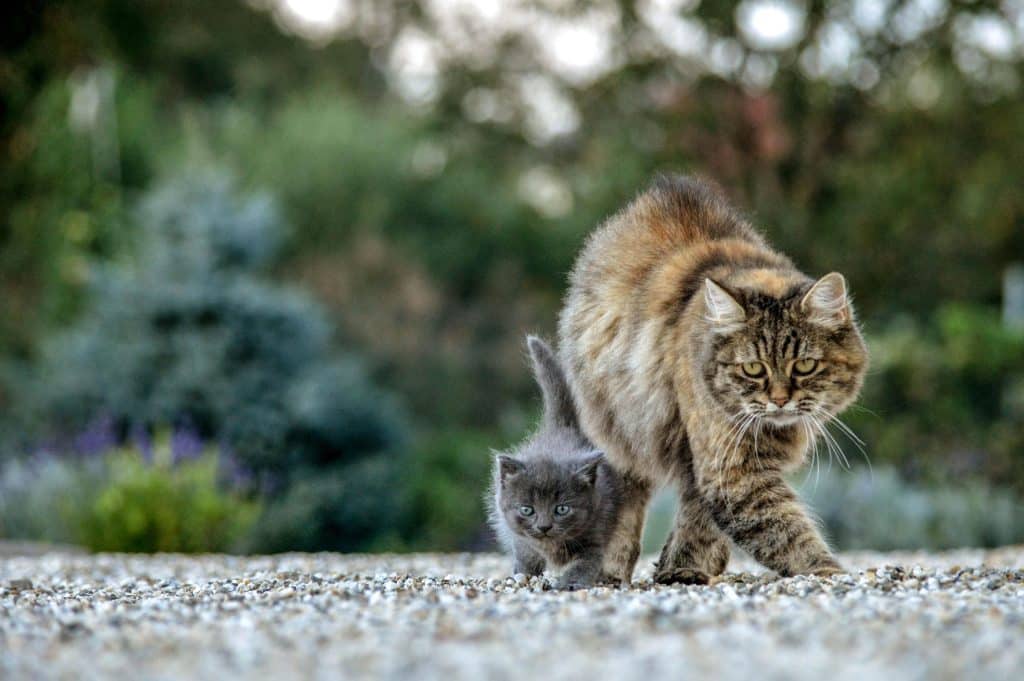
[745,403,805,426]
[761,412,803,426]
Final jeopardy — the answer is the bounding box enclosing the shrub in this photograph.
[78,439,259,553]
[0,432,259,553]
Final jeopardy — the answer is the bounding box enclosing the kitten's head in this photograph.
[698,272,868,426]
[495,452,604,542]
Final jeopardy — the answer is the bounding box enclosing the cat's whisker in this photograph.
[709,414,749,476]
[846,403,881,419]
[824,413,868,448]
[714,416,745,480]
[749,416,767,471]
[811,415,851,471]
[717,413,756,492]
[798,418,820,491]
[810,407,872,479]
[805,414,839,471]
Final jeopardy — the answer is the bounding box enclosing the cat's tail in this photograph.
[526,335,580,432]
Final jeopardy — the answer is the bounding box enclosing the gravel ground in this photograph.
[2,548,1022,681]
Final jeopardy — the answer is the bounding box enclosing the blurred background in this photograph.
[1,0,1022,556]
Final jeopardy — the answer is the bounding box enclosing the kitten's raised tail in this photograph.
[526,335,579,432]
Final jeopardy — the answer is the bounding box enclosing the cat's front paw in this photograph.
[807,564,845,578]
[596,571,624,588]
[652,567,710,586]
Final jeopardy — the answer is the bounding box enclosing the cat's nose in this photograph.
[771,395,788,407]
[537,523,553,534]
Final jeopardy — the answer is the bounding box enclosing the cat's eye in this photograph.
[741,361,766,378]
[793,358,818,375]
[554,505,571,516]
[519,505,534,516]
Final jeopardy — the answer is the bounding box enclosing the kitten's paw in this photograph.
[652,567,710,586]
[553,579,591,591]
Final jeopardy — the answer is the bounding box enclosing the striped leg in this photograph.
[600,474,652,585]
[698,464,840,577]
[654,470,730,584]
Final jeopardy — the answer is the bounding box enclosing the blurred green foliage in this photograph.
[855,304,1024,488]
[1,0,1023,552]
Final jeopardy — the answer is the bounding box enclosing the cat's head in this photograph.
[495,452,604,542]
[698,272,868,426]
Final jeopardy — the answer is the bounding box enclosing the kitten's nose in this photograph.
[771,395,788,407]
[537,523,553,534]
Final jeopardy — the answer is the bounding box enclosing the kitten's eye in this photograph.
[741,361,766,378]
[554,505,571,516]
[519,505,534,516]
[793,358,818,375]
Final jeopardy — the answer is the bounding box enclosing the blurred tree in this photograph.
[23,170,407,478]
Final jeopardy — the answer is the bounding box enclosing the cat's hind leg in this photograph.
[653,467,730,585]
[600,474,652,585]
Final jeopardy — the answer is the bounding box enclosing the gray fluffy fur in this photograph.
[487,336,624,589]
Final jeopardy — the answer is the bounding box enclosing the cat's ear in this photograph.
[497,455,525,483]
[526,335,579,431]
[573,451,604,486]
[800,272,851,328]
[704,278,746,331]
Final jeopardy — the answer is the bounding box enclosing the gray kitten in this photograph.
[487,336,623,590]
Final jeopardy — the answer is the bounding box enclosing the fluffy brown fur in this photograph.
[558,175,869,584]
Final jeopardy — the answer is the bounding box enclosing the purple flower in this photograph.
[72,415,117,458]
[217,447,253,490]
[28,447,55,471]
[131,423,153,463]
[170,422,205,464]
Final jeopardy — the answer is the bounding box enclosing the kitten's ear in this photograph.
[526,335,579,431]
[573,451,604,486]
[704,278,746,331]
[800,272,851,328]
[497,455,525,483]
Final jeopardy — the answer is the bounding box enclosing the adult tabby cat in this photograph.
[558,175,868,584]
